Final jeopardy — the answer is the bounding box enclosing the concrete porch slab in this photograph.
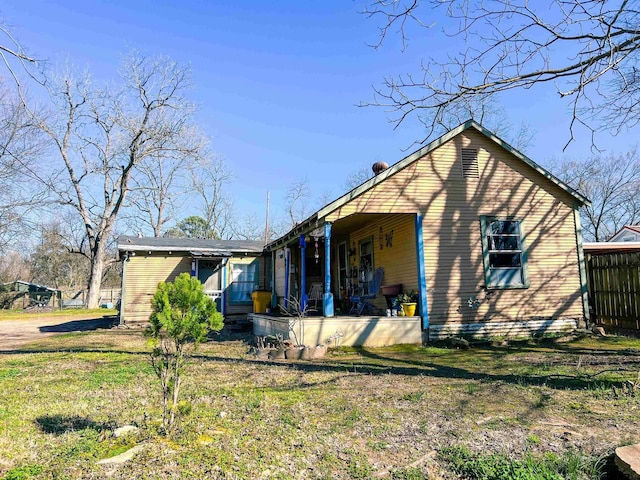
[250,314,422,347]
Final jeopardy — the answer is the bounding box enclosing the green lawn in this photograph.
[0,329,638,479]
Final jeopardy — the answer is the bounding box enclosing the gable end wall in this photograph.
[327,130,584,325]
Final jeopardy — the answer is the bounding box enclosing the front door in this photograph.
[197,260,223,307]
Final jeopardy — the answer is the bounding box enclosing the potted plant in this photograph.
[395,290,418,316]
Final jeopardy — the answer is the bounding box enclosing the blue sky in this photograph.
[2,1,638,229]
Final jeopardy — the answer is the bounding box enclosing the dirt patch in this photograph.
[0,314,118,351]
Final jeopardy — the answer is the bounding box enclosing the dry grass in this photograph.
[0,329,639,479]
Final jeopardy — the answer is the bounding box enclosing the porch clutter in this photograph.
[349,267,384,315]
[251,290,271,314]
[251,335,327,361]
[395,290,419,317]
[380,283,402,315]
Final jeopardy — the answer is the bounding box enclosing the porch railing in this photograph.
[205,290,222,301]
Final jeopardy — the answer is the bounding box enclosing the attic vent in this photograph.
[460,148,479,178]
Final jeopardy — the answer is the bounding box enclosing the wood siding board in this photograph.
[123,254,192,323]
[122,252,262,322]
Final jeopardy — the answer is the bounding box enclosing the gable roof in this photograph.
[609,225,640,241]
[584,241,640,254]
[1,280,59,292]
[267,120,590,250]
[318,120,589,218]
[117,236,264,255]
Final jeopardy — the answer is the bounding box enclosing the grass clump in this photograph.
[2,465,43,480]
[390,466,425,479]
[345,450,373,479]
[439,445,604,480]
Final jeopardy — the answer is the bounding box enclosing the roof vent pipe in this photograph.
[372,161,389,175]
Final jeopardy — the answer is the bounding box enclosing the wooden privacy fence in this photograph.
[587,252,640,330]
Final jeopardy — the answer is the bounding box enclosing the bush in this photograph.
[146,273,223,435]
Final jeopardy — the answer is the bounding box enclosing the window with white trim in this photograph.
[480,217,529,289]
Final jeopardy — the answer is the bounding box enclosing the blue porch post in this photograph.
[415,213,429,331]
[323,222,335,317]
[299,234,308,311]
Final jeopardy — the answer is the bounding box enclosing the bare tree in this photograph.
[362,1,640,147]
[0,20,42,96]
[551,148,640,241]
[343,165,374,190]
[126,152,194,237]
[432,94,535,152]
[190,155,234,240]
[29,219,90,289]
[231,211,269,241]
[0,250,30,283]
[0,81,47,250]
[31,52,205,308]
[284,177,313,229]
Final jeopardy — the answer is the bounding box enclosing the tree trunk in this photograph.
[86,240,106,309]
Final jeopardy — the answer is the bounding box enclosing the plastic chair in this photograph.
[349,267,384,315]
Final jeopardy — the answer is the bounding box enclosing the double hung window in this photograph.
[480,217,528,289]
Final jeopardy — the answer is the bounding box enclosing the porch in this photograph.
[266,212,427,324]
[250,313,423,347]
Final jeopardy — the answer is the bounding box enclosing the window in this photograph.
[229,260,258,304]
[337,241,348,293]
[480,217,528,289]
[359,237,374,284]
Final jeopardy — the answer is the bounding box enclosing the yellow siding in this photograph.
[327,129,583,326]
[123,254,191,323]
[123,253,266,322]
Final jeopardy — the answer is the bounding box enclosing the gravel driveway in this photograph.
[0,314,118,351]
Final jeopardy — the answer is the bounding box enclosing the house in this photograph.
[608,225,640,243]
[117,236,266,323]
[253,120,591,346]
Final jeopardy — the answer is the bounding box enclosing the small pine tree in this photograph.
[146,272,223,434]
